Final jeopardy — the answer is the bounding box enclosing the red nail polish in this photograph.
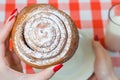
[9,15,15,21]
[10,8,17,16]
[53,64,63,72]
[9,39,12,51]
[94,35,99,41]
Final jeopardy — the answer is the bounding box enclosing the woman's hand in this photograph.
[89,36,118,80]
[0,9,63,80]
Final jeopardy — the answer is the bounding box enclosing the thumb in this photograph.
[92,35,107,60]
[92,35,113,71]
[34,64,63,80]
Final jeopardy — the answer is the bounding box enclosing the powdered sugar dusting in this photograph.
[13,5,73,66]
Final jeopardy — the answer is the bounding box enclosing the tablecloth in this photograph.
[0,0,120,79]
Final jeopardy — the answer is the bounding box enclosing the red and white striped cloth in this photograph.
[0,0,120,78]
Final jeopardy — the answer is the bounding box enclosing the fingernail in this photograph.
[10,8,17,16]
[9,15,15,21]
[53,64,63,72]
[9,38,12,51]
[94,35,99,41]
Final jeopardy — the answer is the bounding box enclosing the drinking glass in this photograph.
[105,4,120,51]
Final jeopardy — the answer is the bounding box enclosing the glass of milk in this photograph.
[105,4,120,51]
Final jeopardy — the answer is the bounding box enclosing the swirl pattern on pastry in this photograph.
[12,4,79,68]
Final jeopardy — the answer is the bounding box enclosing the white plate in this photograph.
[34,29,95,80]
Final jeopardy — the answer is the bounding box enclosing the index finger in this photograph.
[0,9,17,43]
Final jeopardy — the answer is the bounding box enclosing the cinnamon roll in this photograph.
[12,4,79,68]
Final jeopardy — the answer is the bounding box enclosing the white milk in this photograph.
[105,16,120,51]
